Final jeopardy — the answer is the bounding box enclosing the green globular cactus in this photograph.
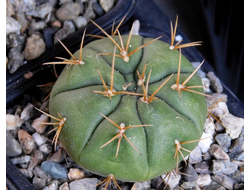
[46,18,207,185]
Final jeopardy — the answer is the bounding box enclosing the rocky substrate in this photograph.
[6,66,244,189]
[6,0,116,73]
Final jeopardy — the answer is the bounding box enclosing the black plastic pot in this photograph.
[6,0,243,189]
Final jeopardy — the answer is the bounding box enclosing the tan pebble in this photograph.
[6,114,22,130]
[32,114,49,133]
[18,129,35,154]
[51,20,62,28]
[68,168,85,181]
[23,71,34,79]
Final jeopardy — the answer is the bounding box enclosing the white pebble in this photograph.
[198,132,213,153]
[6,114,22,130]
[20,103,34,121]
[196,174,211,187]
[161,170,181,189]
[131,20,140,35]
[204,118,215,136]
[32,132,47,146]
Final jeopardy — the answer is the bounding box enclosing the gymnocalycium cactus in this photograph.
[41,16,208,188]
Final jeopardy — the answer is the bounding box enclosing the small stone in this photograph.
[212,160,238,175]
[191,62,207,78]
[194,161,212,174]
[206,93,228,107]
[21,0,36,12]
[69,178,99,190]
[28,149,44,171]
[99,0,115,12]
[183,163,198,181]
[68,168,85,181]
[59,182,69,190]
[6,130,22,157]
[59,0,73,4]
[18,129,35,154]
[22,34,46,60]
[24,120,36,133]
[7,47,25,73]
[189,146,202,164]
[180,181,197,189]
[207,71,223,93]
[46,180,60,190]
[54,20,75,43]
[39,144,52,154]
[228,151,244,161]
[6,0,15,16]
[198,132,213,153]
[32,132,47,146]
[20,103,34,121]
[19,168,33,179]
[229,169,244,183]
[161,170,181,189]
[6,16,21,35]
[29,20,47,31]
[33,166,50,180]
[32,114,49,133]
[43,27,60,47]
[33,176,47,190]
[201,78,211,93]
[215,133,231,152]
[56,3,81,22]
[92,2,104,16]
[203,151,212,161]
[209,144,230,160]
[6,114,22,130]
[228,136,244,153]
[196,174,211,187]
[211,174,234,190]
[131,20,140,35]
[204,118,216,135]
[83,1,96,21]
[16,10,29,33]
[131,181,150,190]
[73,16,87,29]
[47,149,65,163]
[41,161,68,179]
[26,3,53,21]
[215,121,225,133]
[233,183,244,190]
[215,186,226,190]
[51,20,62,28]
[11,155,31,164]
[220,113,244,139]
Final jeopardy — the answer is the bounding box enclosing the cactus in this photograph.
[43,17,208,187]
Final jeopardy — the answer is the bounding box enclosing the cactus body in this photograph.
[49,35,207,182]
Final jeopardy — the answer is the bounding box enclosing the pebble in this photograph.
[45,180,60,190]
[47,149,65,163]
[54,20,75,43]
[131,20,140,35]
[59,0,73,4]
[194,161,212,174]
[215,133,231,152]
[183,163,198,181]
[188,146,203,164]
[83,1,96,21]
[73,16,87,29]
[211,174,234,190]
[228,136,243,153]
[191,62,207,78]
[19,168,33,179]
[43,27,60,47]
[202,181,221,190]
[32,114,49,133]
[209,144,230,160]
[206,93,228,108]
[27,3,53,21]
[59,182,70,190]
[206,72,223,93]
[161,170,181,189]
[68,168,85,181]
[33,176,47,190]
[131,181,150,190]
[24,120,36,133]
[201,78,211,93]
[11,155,31,164]
[196,174,211,187]
[39,144,53,154]
[33,166,50,180]
[234,183,244,190]
[19,0,36,12]
[69,178,99,190]
[6,130,22,157]
[220,113,244,139]
[16,10,29,33]
[180,181,197,189]
[28,149,44,171]
[55,3,81,22]
[93,2,104,16]
[6,0,15,16]
[6,114,22,130]
[22,34,46,60]
[215,121,225,133]
[41,161,68,179]
[7,47,25,73]
[29,20,47,31]
[229,169,244,183]
[212,160,238,175]
[204,118,216,135]
[18,129,35,154]
[20,103,34,122]
[198,132,213,153]
[7,16,19,34]
[228,151,244,161]
[99,0,115,12]
[32,132,47,146]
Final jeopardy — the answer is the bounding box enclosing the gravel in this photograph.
[6,0,114,74]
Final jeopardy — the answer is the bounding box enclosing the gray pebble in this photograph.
[206,93,228,108]
[47,149,65,163]
[16,10,29,33]
[11,155,31,164]
[207,72,223,93]
[229,151,244,161]
[220,113,244,139]
[189,146,203,164]
[59,0,73,4]
[69,178,99,190]
[29,20,47,31]
[83,1,96,21]
[7,47,25,73]
[56,3,81,22]
[28,149,44,171]
[54,20,75,43]
[6,16,21,35]
[33,176,47,190]
[21,0,36,12]
[215,133,231,152]
[180,181,197,189]
[33,166,50,180]
[215,121,225,133]
[212,160,238,175]
[131,180,150,190]
[73,16,87,29]
[191,62,207,78]
[229,136,244,153]
[6,130,22,157]
[93,2,104,16]
[41,161,68,179]
[183,163,198,181]
[209,144,230,160]
[43,27,60,47]
[211,174,234,190]
[233,183,244,190]
[99,0,115,12]
[59,182,69,190]
[20,103,34,122]
[19,168,33,179]
[202,181,221,190]
[39,144,52,154]
[194,161,212,174]
[215,187,226,190]
[203,151,212,161]
[229,169,244,183]
[27,3,53,21]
